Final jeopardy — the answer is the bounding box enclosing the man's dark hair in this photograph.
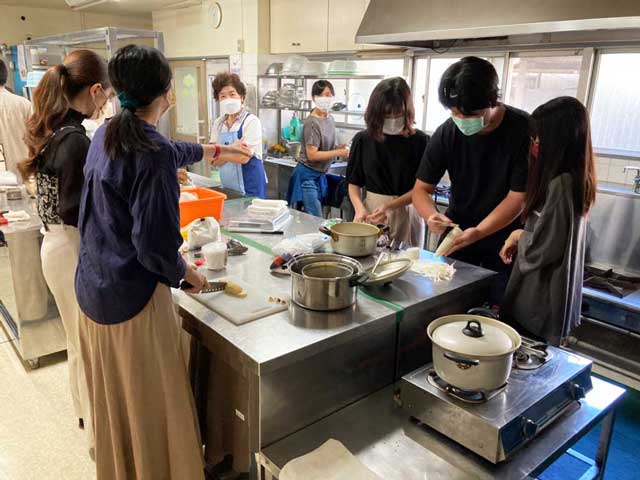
[438,56,499,114]
[0,59,8,86]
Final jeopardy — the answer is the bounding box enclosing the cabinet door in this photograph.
[327,0,368,52]
[271,0,329,54]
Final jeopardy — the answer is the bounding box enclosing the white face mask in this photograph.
[220,98,243,116]
[383,117,405,135]
[314,96,334,112]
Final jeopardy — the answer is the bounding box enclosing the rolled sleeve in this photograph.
[173,141,204,168]
[129,159,186,287]
[416,126,447,185]
[303,121,323,149]
[242,115,263,159]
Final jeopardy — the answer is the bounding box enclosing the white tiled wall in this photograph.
[595,156,640,186]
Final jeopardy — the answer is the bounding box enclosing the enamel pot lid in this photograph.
[429,314,521,357]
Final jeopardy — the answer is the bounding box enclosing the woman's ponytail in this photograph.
[20,50,109,179]
[20,64,69,179]
[104,106,159,159]
[103,45,173,160]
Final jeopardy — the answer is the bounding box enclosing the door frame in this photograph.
[169,59,209,144]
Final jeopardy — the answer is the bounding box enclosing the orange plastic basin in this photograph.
[179,187,227,227]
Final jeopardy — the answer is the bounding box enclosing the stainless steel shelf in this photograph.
[259,106,365,116]
[258,74,384,80]
[23,27,161,47]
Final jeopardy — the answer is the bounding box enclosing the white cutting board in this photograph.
[188,277,289,325]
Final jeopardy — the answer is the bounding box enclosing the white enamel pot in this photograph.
[427,314,522,391]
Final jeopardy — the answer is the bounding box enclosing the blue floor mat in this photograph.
[540,379,640,480]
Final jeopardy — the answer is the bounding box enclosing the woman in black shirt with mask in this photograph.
[347,77,429,247]
[20,49,113,444]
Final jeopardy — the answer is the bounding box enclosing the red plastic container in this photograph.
[179,187,227,227]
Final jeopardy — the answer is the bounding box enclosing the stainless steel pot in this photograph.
[427,314,522,391]
[319,223,388,257]
[289,254,364,311]
[286,141,302,158]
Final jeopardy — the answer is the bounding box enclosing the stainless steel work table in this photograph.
[215,198,496,376]
[259,377,625,480]
[178,198,496,475]
[0,196,65,367]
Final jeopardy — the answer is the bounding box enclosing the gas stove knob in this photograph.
[522,418,539,438]
[570,382,586,400]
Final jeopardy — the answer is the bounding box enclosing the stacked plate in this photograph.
[282,55,308,75]
[300,61,328,76]
[328,60,358,75]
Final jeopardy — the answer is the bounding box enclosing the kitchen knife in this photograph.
[180,280,227,293]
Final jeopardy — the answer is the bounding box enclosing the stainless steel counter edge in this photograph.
[583,286,640,314]
[0,196,42,235]
[263,156,348,171]
[598,183,640,199]
[178,291,398,376]
[261,377,625,480]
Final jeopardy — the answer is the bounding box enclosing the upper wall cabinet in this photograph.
[271,0,376,53]
[328,0,371,51]
[270,0,329,54]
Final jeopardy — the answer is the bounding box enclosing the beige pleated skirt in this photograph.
[78,283,204,480]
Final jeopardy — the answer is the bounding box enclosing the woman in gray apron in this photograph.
[210,72,266,197]
[500,97,597,345]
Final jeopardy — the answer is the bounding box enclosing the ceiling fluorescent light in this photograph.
[161,0,203,10]
[65,0,110,11]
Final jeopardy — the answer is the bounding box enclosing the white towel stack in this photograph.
[247,199,289,221]
[0,172,19,187]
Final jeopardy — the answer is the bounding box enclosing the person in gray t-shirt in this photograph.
[288,80,349,217]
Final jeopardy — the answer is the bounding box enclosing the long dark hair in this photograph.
[365,77,416,142]
[523,96,596,218]
[104,45,172,160]
[21,49,109,178]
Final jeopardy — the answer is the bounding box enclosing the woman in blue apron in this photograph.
[210,72,266,198]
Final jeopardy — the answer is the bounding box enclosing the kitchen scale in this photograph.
[400,341,593,464]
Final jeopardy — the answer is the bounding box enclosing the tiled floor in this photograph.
[0,337,96,480]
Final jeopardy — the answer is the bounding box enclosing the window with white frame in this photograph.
[413,55,505,133]
[425,57,462,133]
[504,53,582,113]
[590,52,640,157]
[412,57,428,131]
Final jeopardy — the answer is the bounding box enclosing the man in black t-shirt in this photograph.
[413,57,530,301]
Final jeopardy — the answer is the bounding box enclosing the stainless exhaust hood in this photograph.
[357,0,640,49]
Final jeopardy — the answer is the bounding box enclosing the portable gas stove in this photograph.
[400,340,593,464]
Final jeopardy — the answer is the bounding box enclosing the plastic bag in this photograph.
[272,233,330,257]
[182,217,221,251]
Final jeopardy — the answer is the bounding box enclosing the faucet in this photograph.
[624,166,640,194]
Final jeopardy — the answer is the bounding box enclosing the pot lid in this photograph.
[362,258,412,286]
[432,318,516,356]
